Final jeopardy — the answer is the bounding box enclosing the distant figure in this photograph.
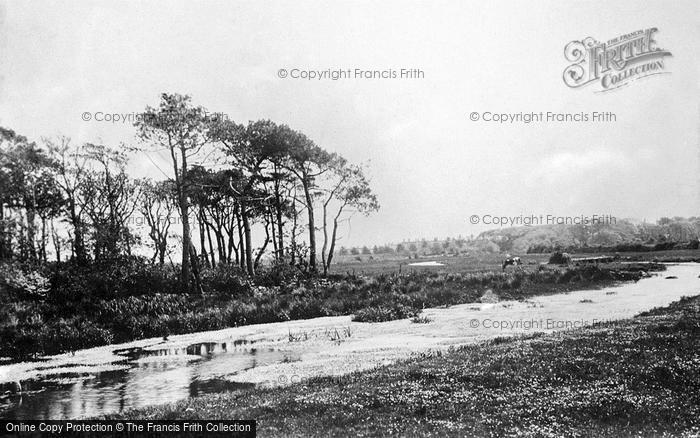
[502,256,522,271]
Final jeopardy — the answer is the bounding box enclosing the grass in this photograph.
[101,295,700,437]
[331,249,700,276]
[331,252,550,275]
[411,314,433,324]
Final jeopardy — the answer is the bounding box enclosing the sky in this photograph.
[0,0,698,247]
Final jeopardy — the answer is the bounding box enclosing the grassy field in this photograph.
[331,249,700,276]
[331,252,548,275]
[101,294,700,437]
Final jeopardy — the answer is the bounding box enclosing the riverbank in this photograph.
[2,263,697,421]
[102,292,700,437]
[0,260,664,361]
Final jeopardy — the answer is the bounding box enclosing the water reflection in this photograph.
[0,340,298,420]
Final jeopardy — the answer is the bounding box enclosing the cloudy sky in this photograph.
[1,0,698,246]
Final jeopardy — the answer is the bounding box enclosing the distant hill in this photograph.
[476,217,700,254]
[338,217,700,258]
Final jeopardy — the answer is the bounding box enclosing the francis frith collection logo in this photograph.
[563,28,672,92]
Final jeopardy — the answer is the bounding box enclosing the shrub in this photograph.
[255,262,304,288]
[0,262,50,299]
[48,256,178,303]
[411,315,433,324]
[353,304,418,323]
[548,251,571,265]
[201,264,250,295]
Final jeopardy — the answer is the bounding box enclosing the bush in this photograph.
[353,304,418,323]
[255,262,304,288]
[0,261,50,299]
[548,251,571,265]
[201,264,250,295]
[48,256,179,303]
[411,314,433,324]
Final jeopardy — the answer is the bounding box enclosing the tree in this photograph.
[80,144,140,261]
[139,178,176,265]
[186,167,246,268]
[319,158,379,274]
[45,137,90,264]
[283,130,335,273]
[32,167,64,262]
[1,129,64,262]
[135,93,210,292]
[209,119,285,275]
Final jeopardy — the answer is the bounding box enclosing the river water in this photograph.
[1,263,698,420]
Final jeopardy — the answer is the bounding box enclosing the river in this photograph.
[1,263,698,420]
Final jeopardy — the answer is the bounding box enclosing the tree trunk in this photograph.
[206,223,216,268]
[158,235,167,265]
[211,215,225,264]
[302,178,317,272]
[236,209,245,269]
[227,220,236,265]
[40,216,47,262]
[274,178,285,259]
[188,243,203,294]
[25,205,37,262]
[177,143,197,293]
[51,218,61,263]
[241,200,254,276]
[270,210,278,261]
[180,194,192,291]
[68,199,86,264]
[290,201,298,266]
[254,219,270,270]
[326,209,343,271]
[321,202,329,275]
[198,211,209,268]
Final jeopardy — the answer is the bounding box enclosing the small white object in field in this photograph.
[407,261,445,267]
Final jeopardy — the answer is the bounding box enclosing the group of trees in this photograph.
[0,131,139,265]
[0,93,379,292]
[339,237,471,258]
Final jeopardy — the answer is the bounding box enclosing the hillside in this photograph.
[477,217,700,254]
[338,217,700,258]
